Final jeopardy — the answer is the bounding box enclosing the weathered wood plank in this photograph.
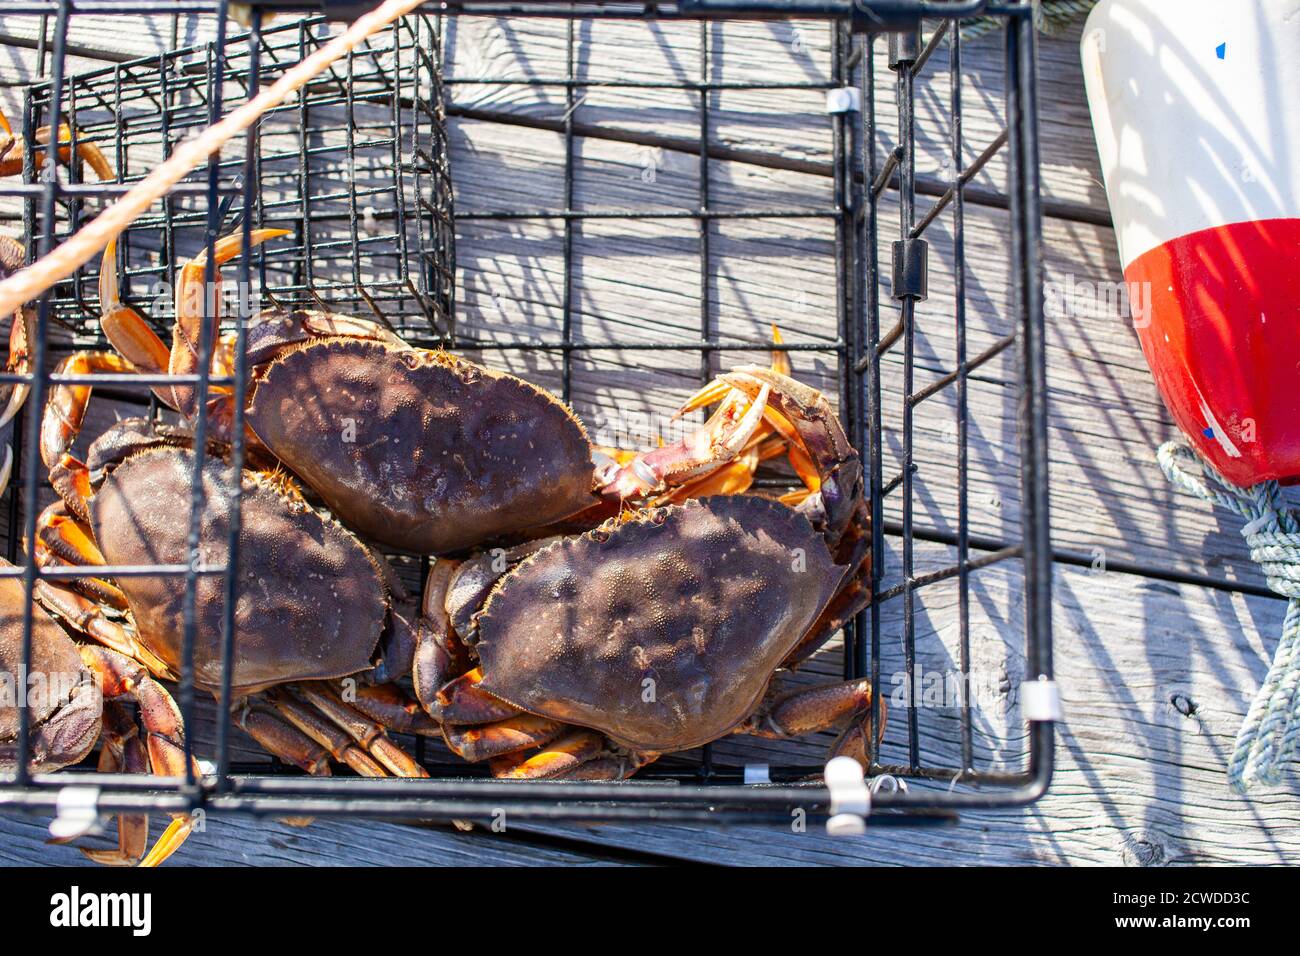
[0,808,636,866]
[0,11,1111,218]
[443,15,1110,217]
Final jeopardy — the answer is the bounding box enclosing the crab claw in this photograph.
[99,237,177,410]
[674,324,791,420]
[170,227,291,418]
[720,365,862,543]
[601,381,770,500]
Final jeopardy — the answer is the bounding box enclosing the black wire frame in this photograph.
[0,0,1052,829]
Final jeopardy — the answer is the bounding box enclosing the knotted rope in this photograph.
[1158,441,1300,790]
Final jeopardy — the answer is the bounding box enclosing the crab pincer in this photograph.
[599,380,772,501]
[0,108,113,182]
[719,364,864,545]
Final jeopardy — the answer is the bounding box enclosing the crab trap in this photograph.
[0,0,1053,842]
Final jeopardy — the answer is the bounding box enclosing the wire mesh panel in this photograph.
[25,13,453,341]
[0,0,1051,833]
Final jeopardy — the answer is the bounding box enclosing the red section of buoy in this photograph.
[1126,217,1300,485]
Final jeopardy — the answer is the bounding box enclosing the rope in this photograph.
[1157,441,1300,791]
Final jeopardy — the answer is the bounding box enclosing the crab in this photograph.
[34,393,447,798]
[410,366,879,780]
[91,231,809,555]
[0,558,196,866]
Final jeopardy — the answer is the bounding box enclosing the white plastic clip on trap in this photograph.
[49,785,102,841]
[1020,676,1062,722]
[825,87,861,114]
[823,755,870,836]
[743,763,771,784]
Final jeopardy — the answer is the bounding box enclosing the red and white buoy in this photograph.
[1082,0,1300,485]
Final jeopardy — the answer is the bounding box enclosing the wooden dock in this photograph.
[1,9,1298,866]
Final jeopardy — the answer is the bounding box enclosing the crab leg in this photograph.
[487,731,657,780]
[487,729,609,779]
[81,644,192,777]
[259,689,387,777]
[552,754,652,781]
[75,703,150,866]
[79,644,199,867]
[35,580,176,682]
[169,228,290,420]
[35,553,126,614]
[34,502,127,607]
[0,111,114,182]
[349,683,442,738]
[29,503,178,680]
[737,677,880,771]
[675,324,793,417]
[41,350,135,519]
[293,680,428,778]
[233,699,336,776]
[442,713,566,763]
[655,443,769,504]
[531,748,657,781]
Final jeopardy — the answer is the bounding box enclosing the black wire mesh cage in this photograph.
[0,0,1053,842]
[26,11,454,342]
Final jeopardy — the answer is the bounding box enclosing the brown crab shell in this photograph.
[90,447,387,696]
[245,338,596,554]
[472,496,846,753]
[0,569,99,771]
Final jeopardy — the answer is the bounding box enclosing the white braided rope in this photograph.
[1158,441,1300,790]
